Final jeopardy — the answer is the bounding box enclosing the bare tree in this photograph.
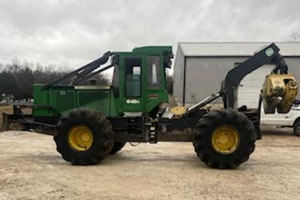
[291,32,300,42]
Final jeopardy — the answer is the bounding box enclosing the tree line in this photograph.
[0,60,174,101]
[0,60,108,101]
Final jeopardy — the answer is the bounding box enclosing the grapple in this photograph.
[262,74,298,114]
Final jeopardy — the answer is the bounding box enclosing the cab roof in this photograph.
[113,46,173,56]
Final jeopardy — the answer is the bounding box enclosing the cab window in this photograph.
[125,58,142,97]
[147,56,161,88]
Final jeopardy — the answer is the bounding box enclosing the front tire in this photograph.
[54,109,114,165]
[193,109,257,169]
[293,120,300,136]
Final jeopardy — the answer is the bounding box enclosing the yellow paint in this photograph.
[68,125,93,151]
[170,106,187,116]
[212,125,240,154]
[262,73,298,114]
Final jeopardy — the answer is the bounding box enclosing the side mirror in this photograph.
[164,53,173,69]
[164,60,172,69]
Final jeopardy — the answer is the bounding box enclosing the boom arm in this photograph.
[42,51,112,89]
[222,43,291,110]
[185,43,296,116]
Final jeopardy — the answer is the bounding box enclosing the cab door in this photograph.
[145,56,169,112]
[122,57,144,112]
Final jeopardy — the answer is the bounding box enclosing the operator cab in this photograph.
[112,46,173,114]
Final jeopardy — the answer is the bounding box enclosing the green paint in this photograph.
[33,46,173,118]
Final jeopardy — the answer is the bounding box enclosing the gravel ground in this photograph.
[0,127,300,200]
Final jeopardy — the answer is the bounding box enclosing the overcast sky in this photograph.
[0,0,299,69]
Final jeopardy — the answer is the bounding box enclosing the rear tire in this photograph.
[110,142,126,155]
[293,120,300,136]
[193,109,257,169]
[54,109,114,165]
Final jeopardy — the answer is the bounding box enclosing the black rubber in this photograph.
[193,109,257,169]
[242,109,261,140]
[110,142,126,155]
[54,108,114,165]
[293,119,300,136]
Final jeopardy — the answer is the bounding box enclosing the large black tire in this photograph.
[54,109,114,165]
[193,109,257,169]
[110,142,126,155]
[293,119,300,136]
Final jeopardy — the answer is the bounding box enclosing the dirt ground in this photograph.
[0,127,300,200]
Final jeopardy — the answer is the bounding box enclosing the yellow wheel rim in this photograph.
[212,125,240,155]
[68,125,93,151]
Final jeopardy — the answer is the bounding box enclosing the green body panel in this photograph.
[33,85,118,117]
[33,46,173,118]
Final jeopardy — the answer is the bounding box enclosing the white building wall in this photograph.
[238,64,274,108]
[286,58,300,91]
[174,55,300,107]
[183,57,248,104]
